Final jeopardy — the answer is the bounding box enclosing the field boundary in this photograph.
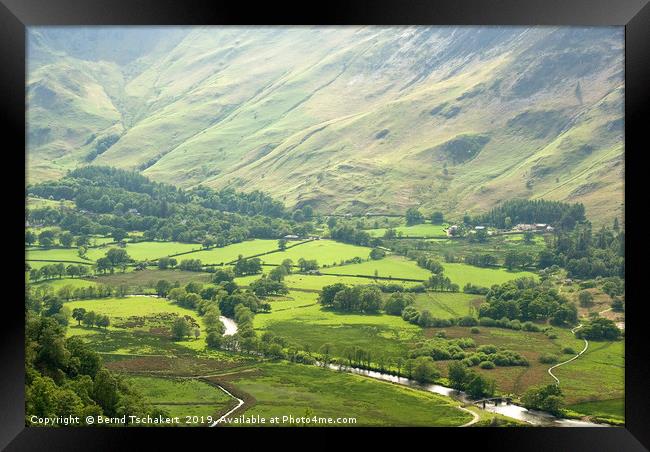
[171,238,316,267]
[26,258,94,265]
[224,238,315,265]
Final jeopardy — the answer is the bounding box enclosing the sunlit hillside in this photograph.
[27,26,624,224]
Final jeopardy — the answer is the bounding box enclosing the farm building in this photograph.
[514,223,535,231]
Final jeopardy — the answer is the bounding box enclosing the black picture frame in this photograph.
[2,0,648,449]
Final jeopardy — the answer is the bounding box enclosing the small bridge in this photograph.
[463,397,513,408]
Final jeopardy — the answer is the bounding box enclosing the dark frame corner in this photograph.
[2,0,649,450]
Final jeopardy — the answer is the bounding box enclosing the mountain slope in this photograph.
[26,26,624,224]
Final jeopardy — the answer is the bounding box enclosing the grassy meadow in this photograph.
[84,241,203,262]
[262,240,373,266]
[254,291,421,360]
[65,296,208,353]
[172,239,279,265]
[323,255,432,280]
[411,292,483,319]
[207,362,473,427]
[442,262,538,288]
[127,376,234,422]
[27,247,92,263]
[366,223,448,238]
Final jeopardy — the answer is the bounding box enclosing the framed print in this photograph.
[1,0,649,449]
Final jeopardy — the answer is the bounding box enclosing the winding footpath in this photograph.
[547,324,588,385]
[210,384,245,427]
[458,406,481,427]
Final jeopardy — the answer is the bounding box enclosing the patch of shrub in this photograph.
[538,353,559,364]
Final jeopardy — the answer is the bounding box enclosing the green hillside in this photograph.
[27,27,624,225]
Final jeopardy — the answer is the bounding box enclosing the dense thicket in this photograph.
[479,278,577,325]
[329,224,374,247]
[552,223,624,279]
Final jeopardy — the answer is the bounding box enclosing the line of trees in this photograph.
[71,308,110,329]
[319,284,383,313]
[29,263,91,281]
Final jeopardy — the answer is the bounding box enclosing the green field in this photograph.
[236,273,422,292]
[262,240,373,266]
[85,241,203,262]
[169,239,279,265]
[31,277,98,291]
[254,291,421,360]
[26,247,91,263]
[65,296,194,318]
[65,296,207,353]
[411,292,483,319]
[89,236,118,246]
[566,398,624,423]
[553,339,624,406]
[87,269,213,289]
[128,376,234,422]
[442,262,538,288]
[366,223,448,238]
[323,255,431,281]
[210,362,472,427]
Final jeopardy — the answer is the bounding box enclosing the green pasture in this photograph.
[219,362,472,426]
[128,376,233,422]
[553,339,624,406]
[26,247,91,263]
[172,239,279,265]
[366,222,448,238]
[65,296,207,353]
[442,262,538,288]
[411,292,483,319]
[566,398,624,423]
[87,269,213,289]
[254,291,420,359]
[85,241,203,262]
[262,240,373,266]
[236,272,422,291]
[323,255,431,281]
[31,277,98,291]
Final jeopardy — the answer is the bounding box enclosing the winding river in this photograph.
[219,316,238,336]
[326,365,607,427]
[220,317,609,427]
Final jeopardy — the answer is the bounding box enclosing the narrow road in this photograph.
[458,406,480,427]
[547,324,588,385]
